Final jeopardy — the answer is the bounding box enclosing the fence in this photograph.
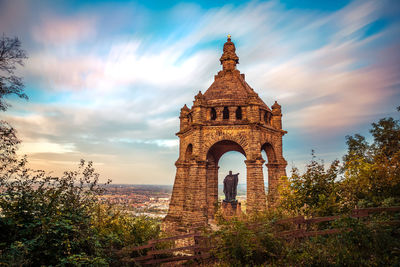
[275,206,400,239]
[128,206,400,265]
[127,232,211,265]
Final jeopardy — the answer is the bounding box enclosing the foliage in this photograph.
[279,152,341,217]
[91,205,161,264]
[0,34,161,266]
[0,120,20,171]
[341,115,400,208]
[0,35,28,111]
[0,142,160,266]
[0,158,108,266]
[211,215,283,266]
[279,216,400,266]
[211,209,400,266]
[280,109,400,216]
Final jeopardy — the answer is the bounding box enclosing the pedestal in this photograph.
[221,200,242,220]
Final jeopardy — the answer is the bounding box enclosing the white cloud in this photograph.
[32,15,97,45]
[20,141,75,154]
[5,0,400,184]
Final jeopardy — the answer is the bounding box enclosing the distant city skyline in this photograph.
[1,0,399,184]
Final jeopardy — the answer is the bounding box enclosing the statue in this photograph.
[223,171,239,202]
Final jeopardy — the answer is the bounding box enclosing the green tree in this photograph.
[279,152,341,217]
[212,217,282,266]
[0,35,161,265]
[0,159,110,266]
[341,109,400,208]
[0,35,28,111]
[0,120,20,171]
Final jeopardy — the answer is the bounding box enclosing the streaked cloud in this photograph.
[1,0,399,184]
[32,15,97,46]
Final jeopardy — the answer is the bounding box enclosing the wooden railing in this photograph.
[127,206,400,265]
[127,232,212,265]
[275,206,400,239]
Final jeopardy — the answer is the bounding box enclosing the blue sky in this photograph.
[1,0,399,185]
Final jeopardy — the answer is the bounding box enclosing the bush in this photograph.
[0,159,161,266]
[211,216,283,266]
[281,216,400,266]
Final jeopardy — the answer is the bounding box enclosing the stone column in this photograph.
[162,161,189,232]
[206,163,219,219]
[245,159,267,215]
[182,161,208,227]
[229,107,236,122]
[215,107,224,122]
[266,163,287,207]
[167,161,189,217]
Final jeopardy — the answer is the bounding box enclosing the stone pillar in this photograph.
[215,107,224,122]
[182,161,208,227]
[242,106,247,121]
[229,107,236,122]
[245,159,267,214]
[266,163,287,207]
[162,161,189,232]
[206,163,219,219]
[167,161,188,217]
[192,106,202,124]
[246,105,259,123]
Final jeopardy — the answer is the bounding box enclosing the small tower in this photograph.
[163,36,287,233]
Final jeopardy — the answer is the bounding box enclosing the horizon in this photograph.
[1,0,399,184]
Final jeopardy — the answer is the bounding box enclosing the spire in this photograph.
[220,35,239,70]
[272,101,281,110]
[272,101,282,115]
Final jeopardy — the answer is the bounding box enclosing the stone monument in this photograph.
[221,171,242,219]
[162,35,287,233]
[223,171,239,202]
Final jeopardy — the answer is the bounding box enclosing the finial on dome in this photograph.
[220,35,239,70]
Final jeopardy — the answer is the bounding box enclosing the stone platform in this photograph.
[221,200,242,219]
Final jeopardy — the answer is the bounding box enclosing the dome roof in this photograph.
[203,36,269,110]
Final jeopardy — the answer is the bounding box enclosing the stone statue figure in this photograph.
[223,171,239,202]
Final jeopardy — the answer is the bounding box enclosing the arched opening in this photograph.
[261,142,276,163]
[264,111,271,125]
[206,140,246,217]
[261,142,277,192]
[236,107,242,120]
[223,107,229,120]
[210,108,217,120]
[185,143,193,160]
[218,151,246,206]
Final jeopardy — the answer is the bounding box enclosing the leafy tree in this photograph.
[0,35,28,111]
[0,159,110,266]
[0,35,161,265]
[280,216,400,266]
[212,217,282,266]
[370,117,400,158]
[91,204,161,264]
[279,152,341,217]
[341,109,400,208]
[0,120,20,172]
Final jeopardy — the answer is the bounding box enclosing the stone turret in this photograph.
[179,104,190,131]
[271,101,282,129]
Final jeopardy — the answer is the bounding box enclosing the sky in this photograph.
[1,0,399,185]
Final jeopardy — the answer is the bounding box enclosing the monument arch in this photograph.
[163,36,287,232]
